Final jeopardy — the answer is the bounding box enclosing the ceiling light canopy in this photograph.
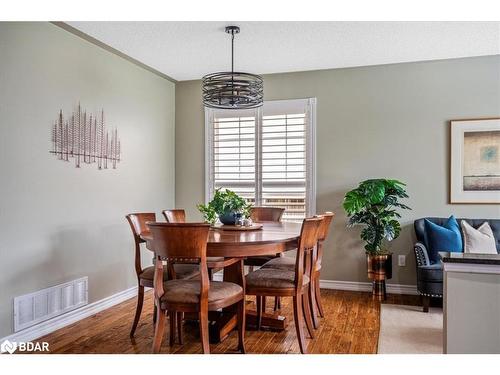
[202,26,263,110]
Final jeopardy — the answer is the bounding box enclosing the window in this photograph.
[205,98,316,222]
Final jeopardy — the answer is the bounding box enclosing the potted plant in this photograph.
[197,188,252,225]
[343,179,411,299]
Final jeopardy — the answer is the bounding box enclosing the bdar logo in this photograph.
[1,339,17,354]
[0,339,49,353]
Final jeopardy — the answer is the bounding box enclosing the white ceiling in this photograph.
[68,22,500,81]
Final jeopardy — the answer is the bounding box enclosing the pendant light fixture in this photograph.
[202,26,263,109]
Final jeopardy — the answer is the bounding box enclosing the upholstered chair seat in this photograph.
[416,264,443,282]
[139,266,169,282]
[246,268,310,290]
[261,256,295,271]
[139,264,199,283]
[416,263,443,298]
[160,280,243,307]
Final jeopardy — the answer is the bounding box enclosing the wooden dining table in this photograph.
[140,221,301,343]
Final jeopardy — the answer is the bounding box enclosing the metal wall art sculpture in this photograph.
[50,104,121,169]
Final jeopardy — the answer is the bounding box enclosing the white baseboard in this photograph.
[214,271,417,295]
[1,286,138,344]
[319,280,418,295]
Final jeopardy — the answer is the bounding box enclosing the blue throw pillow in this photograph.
[424,216,463,263]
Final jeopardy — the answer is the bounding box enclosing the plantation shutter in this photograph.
[205,98,316,222]
[206,108,258,204]
[260,99,315,221]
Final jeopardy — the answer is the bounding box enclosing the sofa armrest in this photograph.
[414,242,430,267]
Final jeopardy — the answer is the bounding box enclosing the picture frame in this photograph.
[450,118,500,204]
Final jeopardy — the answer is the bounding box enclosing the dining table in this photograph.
[140,221,302,343]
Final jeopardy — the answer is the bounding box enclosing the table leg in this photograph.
[246,308,287,330]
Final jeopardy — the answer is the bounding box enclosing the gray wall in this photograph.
[176,56,500,286]
[0,22,175,337]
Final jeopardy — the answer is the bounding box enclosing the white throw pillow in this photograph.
[460,221,497,254]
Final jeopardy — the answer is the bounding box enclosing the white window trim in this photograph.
[307,98,317,216]
[204,108,212,204]
[204,98,317,217]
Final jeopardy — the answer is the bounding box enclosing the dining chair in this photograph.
[162,208,224,281]
[249,206,285,222]
[246,206,286,311]
[261,212,335,328]
[162,209,186,223]
[125,213,199,338]
[245,216,323,354]
[147,222,246,354]
[310,212,335,326]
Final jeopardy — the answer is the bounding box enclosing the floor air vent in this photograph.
[14,277,88,332]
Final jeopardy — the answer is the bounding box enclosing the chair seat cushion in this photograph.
[417,263,443,282]
[246,268,309,290]
[139,266,168,281]
[139,264,199,281]
[417,264,443,296]
[160,280,243,305]
[244,255,278,267]
[261,256,295,270]
[172,264,200,279]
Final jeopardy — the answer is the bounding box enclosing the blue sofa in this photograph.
[413,217,500,312]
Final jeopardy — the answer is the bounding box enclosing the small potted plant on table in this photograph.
[343,179,411,300]
[197,188,252,225]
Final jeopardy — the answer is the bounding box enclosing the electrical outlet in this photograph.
[398,255,406,267]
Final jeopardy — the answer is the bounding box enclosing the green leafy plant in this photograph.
[343,179,411,255]
[197,204,218,225]
[197,188,252,224]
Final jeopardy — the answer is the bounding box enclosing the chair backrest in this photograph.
[147,222,210,260]
[126,212,156,240]
[146,222,211,303]
[125,212,156,276]
[294,216,323,288]
[250,207,285,222]
[162,209,186,223]
[317,212,335,242]
[315,212,335,271]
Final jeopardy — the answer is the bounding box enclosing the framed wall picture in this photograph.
[450,118,500,203]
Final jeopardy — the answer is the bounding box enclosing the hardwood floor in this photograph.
[34,289,419,354]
